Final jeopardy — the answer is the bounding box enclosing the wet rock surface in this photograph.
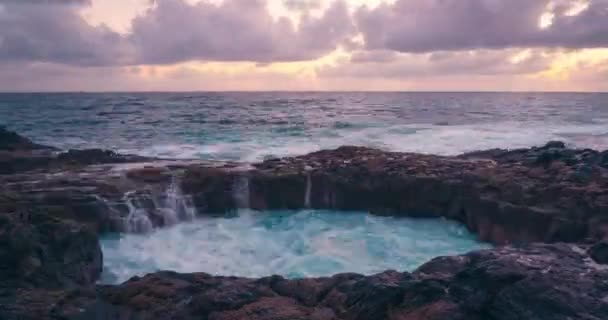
[0,126,55,152]
[1,128,608,319]
[4,244,608,320]
[0,127,152,174]
[247,143,608,244]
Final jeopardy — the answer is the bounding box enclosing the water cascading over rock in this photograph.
[304,172,312,209]
[232,172,251,209]
[112,175,198,233]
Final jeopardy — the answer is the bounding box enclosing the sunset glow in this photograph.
[0,0,606,91]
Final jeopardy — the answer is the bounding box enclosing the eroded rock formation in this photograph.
[1,128,607,319]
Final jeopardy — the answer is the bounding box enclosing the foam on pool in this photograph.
[100,210,491,284]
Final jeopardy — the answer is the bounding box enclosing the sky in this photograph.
[0,0,607,92]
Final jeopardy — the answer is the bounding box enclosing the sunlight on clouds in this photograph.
[564,0,590,16]
[538,49,608,81]
[509,50,533,64]
[120,47,608,92]
[539,0,590,29]
[15,0,607,91]
[539,12,555,29]
[81,0,392,32]
[135,47,350,80]
[81,0,150,33]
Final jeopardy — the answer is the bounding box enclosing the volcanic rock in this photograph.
[0,126,54,152]
[1,129,608,320]
[3,244,606,320]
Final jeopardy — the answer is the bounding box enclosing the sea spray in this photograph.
[163,177,197,222]
[304,172,312,208]
[119,175,197,233]
[123,191,154,233]
[99,210,492,284]
[232,173,251,209]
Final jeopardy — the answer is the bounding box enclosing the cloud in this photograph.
[283,0,322,11]
[130,0,354,64]
[0,0,606,92]
[0,0,90,4]
[0,0,354,67]
[355,0,608,53]
[0,1,133,66]
[320,49,553,78]
[349,50,398,63]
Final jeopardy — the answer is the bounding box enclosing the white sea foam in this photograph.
[120,177,197,233]
[100,210,491,284]
[121,120,608,162]
[5,92,607,162]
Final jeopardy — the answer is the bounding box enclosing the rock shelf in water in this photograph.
[1,126,608,320]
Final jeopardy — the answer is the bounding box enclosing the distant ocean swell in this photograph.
[1,92,606,162]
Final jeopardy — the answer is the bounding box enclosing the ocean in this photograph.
[1,92,607,161]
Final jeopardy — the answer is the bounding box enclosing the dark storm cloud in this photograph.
[356,0,608,53]
[0,1,132,66]
[130,0,354,64]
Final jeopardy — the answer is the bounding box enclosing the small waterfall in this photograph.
[304,173,312,209]
[120,175,197,233]
[163,177,197,223]
[123,191,154,233]
[233,174,250,209]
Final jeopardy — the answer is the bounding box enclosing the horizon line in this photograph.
[0,90,606,94]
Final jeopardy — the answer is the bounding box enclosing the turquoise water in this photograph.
[100,210,491,284]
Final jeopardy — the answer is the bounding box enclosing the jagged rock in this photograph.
[600,151,608,168]
[246,144,607,244]
[589,240,608,264]
[3,244,605,320]
[1,136,607,243]
[57,149,150,166]
[0,209,102,290]
[126,166,172,183]
[1,130,608,319]
[0,126,54,151]
[0,128,153,174]
[542,141,567,149]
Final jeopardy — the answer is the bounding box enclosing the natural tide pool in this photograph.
[99,210,491,284]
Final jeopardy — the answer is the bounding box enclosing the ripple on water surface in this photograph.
[100,210,491,284]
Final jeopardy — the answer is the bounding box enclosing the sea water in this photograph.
[1,92,606,162]
[99,210,491,284]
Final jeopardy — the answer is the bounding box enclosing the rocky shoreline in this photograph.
[1,126,608,319]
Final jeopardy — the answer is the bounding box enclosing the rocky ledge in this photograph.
[1,127,608,319]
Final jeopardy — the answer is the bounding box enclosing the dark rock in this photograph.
[0,209,102,289]
[58,149,121,164]
[3,140,607,243]
[0,126,54,151]
[569,163,595,183]
[534,149,576,167]
[600,151,608,168]
[57,149,150,166]
[588,240,608,264]
[126,166,172,183]
[0,152,53,174]
[2,244,602,320]
[0,130,607,319]
[542,141,566,149]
